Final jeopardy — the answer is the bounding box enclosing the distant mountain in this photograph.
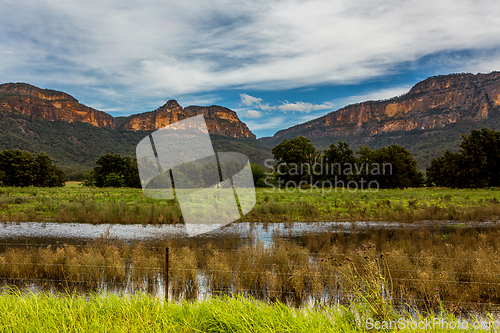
[4,72,500,175]
[260,71,500,168]
[0,83,270,174]
[0,83,255,138]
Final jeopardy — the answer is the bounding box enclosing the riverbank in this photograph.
[1,186,500,224]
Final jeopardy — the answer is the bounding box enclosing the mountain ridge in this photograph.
[0,83,269,173]
[259,71,500,168]
[271,71,500,140]
[2,71,500,172]
[0,82,255,139]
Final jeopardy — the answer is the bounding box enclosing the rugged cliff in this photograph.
[273,72,500,139]
[0,83,115,128]
[0,83,255,139]
[0,83,267,170]
[121,101,255,139]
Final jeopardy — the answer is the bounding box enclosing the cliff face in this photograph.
[0,83,116,128]
[273,72,500,139]
[122,102,255,139]
[0,83,255,139]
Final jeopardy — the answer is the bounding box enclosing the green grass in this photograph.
[0,290,489,332]
[246,186,500,222]
[1,186,500,223]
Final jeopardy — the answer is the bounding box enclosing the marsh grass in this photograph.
[2,186,500,223]
[2,225,500,310]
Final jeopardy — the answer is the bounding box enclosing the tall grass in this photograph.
[0,289,490,332]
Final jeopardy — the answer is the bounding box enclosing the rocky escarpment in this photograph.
[273,72,500,139]
[121,101,255,139]
[0,83,255,139]
[0,83,116,128]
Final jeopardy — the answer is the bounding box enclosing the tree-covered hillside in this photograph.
[0,112,272,178]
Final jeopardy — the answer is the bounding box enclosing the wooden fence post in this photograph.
[165,247,169,301]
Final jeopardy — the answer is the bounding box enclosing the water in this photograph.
[1,220,495,245]
[1,220,499,308]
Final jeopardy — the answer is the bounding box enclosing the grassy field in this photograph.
[0,290,491,332]
[1,184,500,223]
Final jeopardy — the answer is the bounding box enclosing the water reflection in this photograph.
[2,220,495,245]
[1,220,499,308]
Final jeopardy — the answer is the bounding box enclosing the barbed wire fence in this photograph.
[1,241,500,311]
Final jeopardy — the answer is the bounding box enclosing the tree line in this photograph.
[1,127,497,189]
[268,127,500,189]
[426,128,500,188]
[0,150,65,187]
[268,136,423,189]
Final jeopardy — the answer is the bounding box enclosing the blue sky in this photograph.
[1,0,500,138]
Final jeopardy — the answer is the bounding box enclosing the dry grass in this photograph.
[1,225,500,310]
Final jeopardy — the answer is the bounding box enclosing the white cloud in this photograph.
[240,93,262,106]
[277,101,334,113]
[244,110,262,118]
[245,116,286,131]
[1,0,500,111]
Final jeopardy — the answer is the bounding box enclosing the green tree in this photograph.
[271,136,319,184]
[322,141,356,183]
[250,163,268,187]
[426,128,500,188]
[33,152,65,187]
[0,149,64,187]
[357,145,423,189]
[89,153,141,188]
[426,150,461,187]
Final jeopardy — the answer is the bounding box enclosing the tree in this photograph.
[250,163,268,187]
[426,150,461,187]
[0,149,64,187]
[89,153,141,188]
[322,141,356,183]
[33,152,65,187]
[426,128,500,188]
[271,136,320,184]
[357,144,423,189]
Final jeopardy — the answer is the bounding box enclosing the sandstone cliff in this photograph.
[0,83,255,139]
[121,101,255,139]
[0,83,115,128]
[273,72,500,139]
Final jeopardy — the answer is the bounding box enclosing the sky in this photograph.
[1,0,500,138]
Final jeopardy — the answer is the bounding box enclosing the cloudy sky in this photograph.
[2,0,500,137]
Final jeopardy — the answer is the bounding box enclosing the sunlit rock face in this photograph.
[0,83,116,128]
[0,83,255,139]
[122,101,255,139]
[273,72,500,139]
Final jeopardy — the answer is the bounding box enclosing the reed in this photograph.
[2,225,500,309]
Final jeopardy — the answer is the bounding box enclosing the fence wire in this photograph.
[2,242,500,309]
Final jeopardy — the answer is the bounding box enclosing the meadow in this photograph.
[1,184,500,223]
